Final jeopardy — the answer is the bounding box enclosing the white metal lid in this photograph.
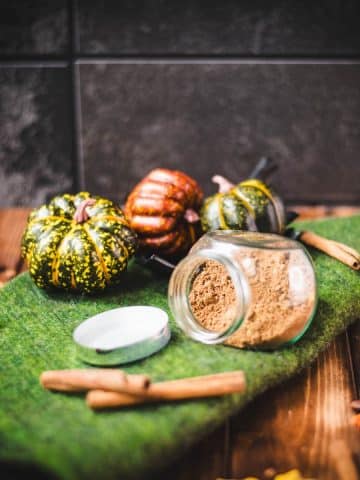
[73,306,170,366]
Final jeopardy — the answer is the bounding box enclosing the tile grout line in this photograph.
[73,64,85,190]
[69,0,85,191]
[1,56,360,66]
[0,60,68,67]
[75,57,360,65]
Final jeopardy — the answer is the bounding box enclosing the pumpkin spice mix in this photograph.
[189,248,316,348]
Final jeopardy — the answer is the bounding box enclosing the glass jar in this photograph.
[168,231,317,349]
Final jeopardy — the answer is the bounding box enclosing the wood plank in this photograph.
[229,334,359,480]
[349,321,360,397]
[292,205,360,221]
[0,208,31,286]
[155,422,230,480]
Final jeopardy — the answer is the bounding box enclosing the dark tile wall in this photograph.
[80,62,360,203]
[77,1,360,55]
[0,67,73,206]
[0,1,68,55]
[1,1,360,207]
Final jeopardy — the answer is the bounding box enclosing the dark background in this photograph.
[1,0,360,207]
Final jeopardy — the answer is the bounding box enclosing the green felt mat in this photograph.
[0,216,360,479]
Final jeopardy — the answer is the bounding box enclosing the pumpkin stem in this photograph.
[248,156,278,181]
[212,175,235,194]
[74,198,96,223]
[184,208,200,223]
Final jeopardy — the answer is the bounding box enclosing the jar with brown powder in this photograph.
[168,231,317,349]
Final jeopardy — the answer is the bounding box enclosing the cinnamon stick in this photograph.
[40,369,150,393]
[300,231,360,271]
[86,371,246,410]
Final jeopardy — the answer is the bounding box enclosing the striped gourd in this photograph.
[201,178,286,234]
[125,168,203,257]
[21,192,137,293]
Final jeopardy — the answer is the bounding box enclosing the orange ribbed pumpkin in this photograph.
[124,168,203,256]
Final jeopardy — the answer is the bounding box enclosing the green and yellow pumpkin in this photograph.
[201,176,286,234]
[21,192,137,293]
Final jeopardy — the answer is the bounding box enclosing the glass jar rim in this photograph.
[207,230,302,250]
[168,248,251,344]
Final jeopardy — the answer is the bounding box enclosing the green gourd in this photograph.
[21,192,137,293]
[201,176,286,234]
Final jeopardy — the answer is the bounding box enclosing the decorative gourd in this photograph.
[201,175,286,234]
[124,168,203,256]
[21,192,137,293]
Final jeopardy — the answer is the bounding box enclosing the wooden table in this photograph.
[1,207,359,480]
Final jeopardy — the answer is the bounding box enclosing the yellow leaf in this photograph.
[275,469,313,480]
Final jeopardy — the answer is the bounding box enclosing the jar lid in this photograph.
[73,306,170,366]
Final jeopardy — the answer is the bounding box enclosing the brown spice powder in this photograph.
[189,249,315,349]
